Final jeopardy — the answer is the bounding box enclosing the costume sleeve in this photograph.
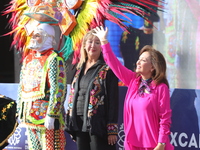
[157,84,172,143]
[47,56,66,118]
[106,69,119,135]
[17,61,25,115]
[101,43,136,86]
[17,71,22,114]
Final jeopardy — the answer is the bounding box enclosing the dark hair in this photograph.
[140,45,169,88]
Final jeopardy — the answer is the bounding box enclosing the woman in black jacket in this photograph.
[66,29,119,150]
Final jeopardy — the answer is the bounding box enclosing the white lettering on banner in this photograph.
[171,132,178,146]
[4,147,22,149]
[188,134,198,148]
[171,132,200,148]
[179,133,188,147]
[117,126,200,149]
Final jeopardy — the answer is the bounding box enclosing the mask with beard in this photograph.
[27,23,56,52]
[28,36,46,51]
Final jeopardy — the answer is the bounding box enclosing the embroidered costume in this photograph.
[18,49,66,150]
[17,23,67,150]
[66,56,118,142]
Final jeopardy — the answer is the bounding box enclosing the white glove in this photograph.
[44,116,55,130]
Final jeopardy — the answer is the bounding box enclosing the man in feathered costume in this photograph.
[17,23,67,150]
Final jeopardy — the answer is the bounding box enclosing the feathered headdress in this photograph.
[2,0,164,62]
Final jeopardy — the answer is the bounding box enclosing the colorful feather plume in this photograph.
[2,0,164,62]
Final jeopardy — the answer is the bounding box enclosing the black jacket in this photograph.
[66,57,119,141]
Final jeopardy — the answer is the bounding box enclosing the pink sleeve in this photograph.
[101,43,136,86]
[157,84,172,143]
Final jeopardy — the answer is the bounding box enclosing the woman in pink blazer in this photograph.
[93,26,174,150]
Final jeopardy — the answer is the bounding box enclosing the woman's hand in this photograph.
[154,143,165,150]
[93,26,108,44]
[108,135,117,145]
[70,134,76,142]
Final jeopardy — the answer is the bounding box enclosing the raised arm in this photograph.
[93,26,136,86]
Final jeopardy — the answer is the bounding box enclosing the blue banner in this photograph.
[1,84,200,150]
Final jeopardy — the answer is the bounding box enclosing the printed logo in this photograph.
[117,123,125,150]
[8,126,22,145]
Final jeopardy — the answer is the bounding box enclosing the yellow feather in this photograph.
[70,0,98,51]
